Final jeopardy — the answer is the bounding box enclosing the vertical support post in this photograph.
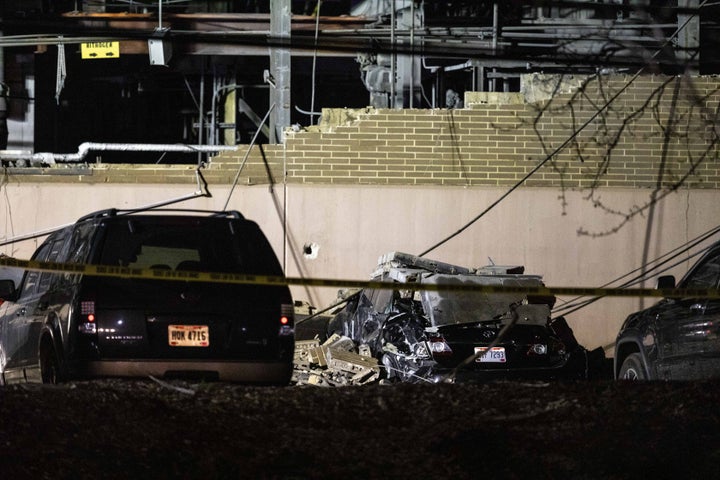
[677,0,700,74]
[270,0,291,143]
[491,2,499,92]
[394,1,423,108]
[0,28,7,150]
[409,0,415,108]
[390,0,396,109]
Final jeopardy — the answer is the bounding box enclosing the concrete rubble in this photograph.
[292,333,381,387]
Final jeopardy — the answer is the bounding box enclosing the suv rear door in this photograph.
[83,215,291,362]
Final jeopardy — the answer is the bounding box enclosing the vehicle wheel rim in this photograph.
[623,368,639,380]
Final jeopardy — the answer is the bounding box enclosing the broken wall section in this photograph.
[248,74,720,189]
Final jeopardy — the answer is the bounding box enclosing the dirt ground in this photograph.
[1,378,720,479]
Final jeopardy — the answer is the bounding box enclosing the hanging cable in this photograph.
[309,0,322,125]
[55,39,66,105]
[257,143,317,306]
[222,104,275,211]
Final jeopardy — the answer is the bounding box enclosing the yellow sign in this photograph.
[81,42,120,59]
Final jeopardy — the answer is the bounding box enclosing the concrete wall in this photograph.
[1,181,717,352]
[2,74,720,353]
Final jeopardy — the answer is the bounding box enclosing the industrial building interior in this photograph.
[0,1,717,163]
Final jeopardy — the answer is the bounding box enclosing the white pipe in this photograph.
[0,142,237,165]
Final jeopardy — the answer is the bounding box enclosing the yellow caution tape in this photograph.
[0,256,717,299]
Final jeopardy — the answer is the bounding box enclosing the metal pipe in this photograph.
[492,1,499,92]
[0,142,237,165]
[390,0,395,108]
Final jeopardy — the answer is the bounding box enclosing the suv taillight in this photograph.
[279,303,294,336]
[78,300,97,334]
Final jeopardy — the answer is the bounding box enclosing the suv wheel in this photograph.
[618,352,647,380]
[40,340,62,384]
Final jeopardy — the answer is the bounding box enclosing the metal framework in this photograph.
[0,1,713,149]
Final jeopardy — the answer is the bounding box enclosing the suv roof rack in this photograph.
[76,208,244,223]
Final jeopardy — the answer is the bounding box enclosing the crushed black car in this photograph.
[0,208,294,385]
[326,252,603,383]
[615,240,720,381]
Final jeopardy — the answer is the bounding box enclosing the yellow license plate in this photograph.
[168,325,209,347]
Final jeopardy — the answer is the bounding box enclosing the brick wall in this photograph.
[5,74,720,191]
[209,73,720,190]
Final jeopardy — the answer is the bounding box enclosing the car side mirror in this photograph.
[0,279,18,302]
[656,275,676,290]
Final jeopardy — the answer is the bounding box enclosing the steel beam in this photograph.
[270,0,291,144]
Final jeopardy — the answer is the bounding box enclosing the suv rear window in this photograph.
[94,217,283,275]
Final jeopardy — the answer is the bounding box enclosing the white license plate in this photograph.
[168,325,209,347]
[475,346,506,363]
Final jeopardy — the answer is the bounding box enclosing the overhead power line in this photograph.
[418,0,709,257]
[0,12,702,71]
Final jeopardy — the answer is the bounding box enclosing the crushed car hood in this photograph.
[419,274,551,327]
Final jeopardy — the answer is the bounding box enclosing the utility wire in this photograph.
[418,73,639,256]
[553,225,720,317]
[222,103,275,211]
[419,0,709,257]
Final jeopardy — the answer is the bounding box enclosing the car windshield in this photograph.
[419,274,544,326]
[95,216,284,275]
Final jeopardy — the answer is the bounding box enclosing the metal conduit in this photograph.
[0,142,237,165]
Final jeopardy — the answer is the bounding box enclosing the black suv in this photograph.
[0,209,295,385]
[615,241,720,380]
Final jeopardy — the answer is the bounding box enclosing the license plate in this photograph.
[475,346,506,363]
[168,325,209,347]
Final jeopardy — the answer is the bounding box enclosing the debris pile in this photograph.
[292,334,382,386]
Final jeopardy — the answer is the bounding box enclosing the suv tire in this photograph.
[618,352,647,380]
[39,339,61,384]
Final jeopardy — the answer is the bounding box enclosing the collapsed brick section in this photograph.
[7,75,720,192]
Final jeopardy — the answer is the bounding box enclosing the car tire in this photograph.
[39,339,62,384]
[618,352,647,380]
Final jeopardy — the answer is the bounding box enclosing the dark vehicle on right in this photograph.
[615,241,720,380]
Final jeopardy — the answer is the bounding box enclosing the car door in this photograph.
[2,241,53,379]
[20,237,67,380]
[655,246,720,380]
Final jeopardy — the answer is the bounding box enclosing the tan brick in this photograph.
[331,177,360,184]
